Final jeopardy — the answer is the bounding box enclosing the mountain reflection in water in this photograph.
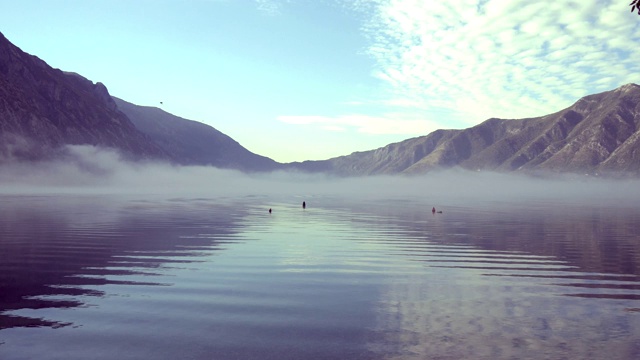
[0,195,639,360]
[0,195,245,329]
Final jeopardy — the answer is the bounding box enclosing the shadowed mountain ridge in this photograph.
[0,32,167,162]
[113,98,280,171]
[0,31,279,171]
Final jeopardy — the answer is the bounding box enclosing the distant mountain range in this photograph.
[113,97,279,171]
[291,83,640,176]
[1,31,640,176]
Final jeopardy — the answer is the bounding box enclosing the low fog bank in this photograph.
[0,145,638,205]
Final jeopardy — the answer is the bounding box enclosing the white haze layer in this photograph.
[0,145,638,207]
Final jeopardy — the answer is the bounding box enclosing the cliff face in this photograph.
[290,84,640,176]
[113,97,280,171]
[0,32,167,162]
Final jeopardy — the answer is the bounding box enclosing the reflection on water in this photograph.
[360,200,640,359]
[0,195,245,330]
[0,195,639,359]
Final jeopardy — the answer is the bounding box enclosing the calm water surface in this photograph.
[0,194,639,359]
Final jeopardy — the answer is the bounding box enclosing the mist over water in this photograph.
[0,145,638,205]
[1,146,640,359]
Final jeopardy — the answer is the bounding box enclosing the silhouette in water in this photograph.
[269,208,272,214]
[302,201,306,209]
[432,207,436,214]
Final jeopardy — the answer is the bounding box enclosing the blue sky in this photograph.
[1,0,640,162]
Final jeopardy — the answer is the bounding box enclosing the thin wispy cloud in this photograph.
[254,0,290,15]
[359,0,640,125]
[278,114,437,135]
[270,0,640,143]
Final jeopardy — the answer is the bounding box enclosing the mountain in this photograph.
[3,30,640,176]
[0,31,279,171]
[0,32,167,162]
[290,84,640,176]
[113,98,280,171]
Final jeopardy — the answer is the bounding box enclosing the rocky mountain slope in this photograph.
[290,84,640,176]
[113,98,280,171]
[0,31,280,171]
[0,32,167,162]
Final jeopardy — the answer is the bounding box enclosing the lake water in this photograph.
[1,193,640,359]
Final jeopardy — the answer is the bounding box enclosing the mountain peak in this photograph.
[617,83,640,93]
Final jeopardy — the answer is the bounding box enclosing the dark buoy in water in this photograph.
[432,207,436,214]
[302,201,306,209]
[269,208,272,214]
[437,210,443,214]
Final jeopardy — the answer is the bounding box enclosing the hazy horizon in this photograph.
[0,145,638,210]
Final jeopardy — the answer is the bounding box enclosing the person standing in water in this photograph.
[303,201,306,209]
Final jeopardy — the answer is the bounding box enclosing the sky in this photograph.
[1,0,640,163]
